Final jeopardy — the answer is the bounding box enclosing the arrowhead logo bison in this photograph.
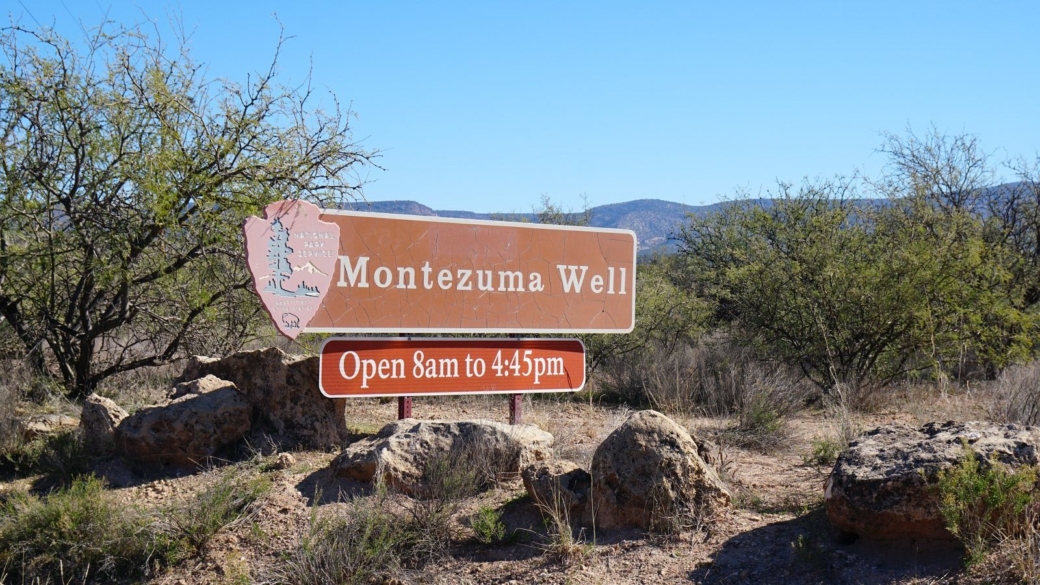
[243,200,340,339]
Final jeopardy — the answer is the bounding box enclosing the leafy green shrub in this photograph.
[166,466,271,554]
[0,475,182,582]
[471,505,506,544]
[803,436,842,466]
[937,444,1038,567]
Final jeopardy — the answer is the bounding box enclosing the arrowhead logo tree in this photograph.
[244,200,340,339]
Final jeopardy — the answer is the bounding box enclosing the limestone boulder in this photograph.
[79,394,128,451]
[18,414,77,440]
[522,460,591,518]
[176,348,346,449]
[825,420,1040,541]
[115,375,252,467]
[589,410,731,531]
[330,419,553,495]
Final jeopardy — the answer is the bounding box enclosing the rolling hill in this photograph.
[341,198,725,252]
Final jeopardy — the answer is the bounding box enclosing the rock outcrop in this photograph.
[589,410,731,531]
[18,414,78,440]
[522,460,591,518]
[79,394,128,451]
[176,348,346,449]
[115,375,252,466]
[825,421,1040,540]
[330,419,553,495]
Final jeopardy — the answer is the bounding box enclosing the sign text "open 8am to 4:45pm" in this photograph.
[318,338,586,398]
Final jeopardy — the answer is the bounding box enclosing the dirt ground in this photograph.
[2,385,1006,584]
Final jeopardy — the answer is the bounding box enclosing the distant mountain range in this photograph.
[342,183,1027,254]
[340,198,737,253]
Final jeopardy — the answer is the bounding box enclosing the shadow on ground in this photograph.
[689,508,964,585]
[295,466,374,505]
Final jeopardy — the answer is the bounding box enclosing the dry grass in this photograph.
[599,340,811,453]
[987,360,1040,426]
[533,478,592,563]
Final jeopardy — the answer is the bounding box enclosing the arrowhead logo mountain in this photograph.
[243,200,340,339]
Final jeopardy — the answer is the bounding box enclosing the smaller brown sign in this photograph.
[319,338,586,398]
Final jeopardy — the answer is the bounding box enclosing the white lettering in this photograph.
[528,271,544,292]
[396,267,417,289]
[422,261,434,289]
[374,266,393,288]
[498,270,524,292]
[590,274,604,294]
[557,265,588,293]
[457,269,473,291]
[339,351,360,380]
[337,256,369,287]
[477,270,493,291]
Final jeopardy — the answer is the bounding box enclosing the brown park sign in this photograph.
[319,338,586,397]
[244,200,637,337]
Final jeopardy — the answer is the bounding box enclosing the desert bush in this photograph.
[677,131,1040,394]
[470,505,507,544]
[407,448,486,562]
[601,338,808,451]
[803,437,843,466]
[988,360,1040,426]
[936,444,1039,567]
[267,490,408,585]
[802,383,861,466]
[600,337,810,418]
[0,475,181,582]
[165,466,271,554]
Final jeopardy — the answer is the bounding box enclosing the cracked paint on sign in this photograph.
[246,207,637,335]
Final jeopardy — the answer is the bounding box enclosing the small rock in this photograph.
[273,452,296,470]
[521,460,591,518]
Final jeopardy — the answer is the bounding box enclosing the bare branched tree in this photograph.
[0,21,379,396]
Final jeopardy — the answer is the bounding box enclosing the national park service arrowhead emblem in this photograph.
[243,200,340,339]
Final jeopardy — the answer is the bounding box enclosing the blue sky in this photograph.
[9,1,1040,213]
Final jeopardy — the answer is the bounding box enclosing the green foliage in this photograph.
[166,467,271,554]
[0,22,377,397]
[471,505,507,544]
[936,444,1038,567]
[0,475,182,582]
[584,256,711,375]
[679,169,1035,394]
[734,390,785,444]
[803,436,842,466]
[0,429,92,484]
